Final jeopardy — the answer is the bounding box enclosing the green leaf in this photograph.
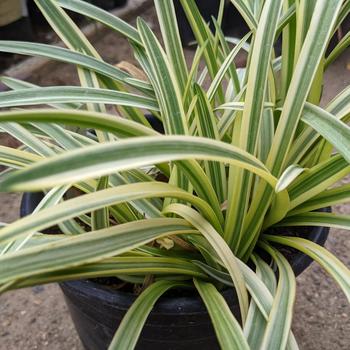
[288,87,350,166]
[0,182,222,244]
[333,0,350,35]
[293,0,317,65]
[326,30,350,68]
[193,257,299,350]
[194,279,250,350]
[36,0,134,137]
[182,41,208,104]
[216,101,274,112]
[107,174,162,220]
[211,18,241,96]
[193,259,271,320]
[264,235,350,302]
[0,218,195,285]
[0,76,80,109]
[267,1,343,176]
[244,255,275,350]
[280,0,297,102]
[262,188,291,229]
[217,89,246,138]
[0,123,55,157]
[0,41,139,88]
[240,0,283,155]
[258,108,274,163]
[301,103,350,163]
[179,0,220,81]
[259,242,296,350]
[224,0,283,251]
[34,0,98,56]
[163,204,249,323]
[327,85,350,118]
[229,0,258,31]
[137,18,188,135]
[9,257,206,289]
[137,17,192,196]
[275,212,350,230]
[0,146,41,169]
[0,109,158,138]
[242,153,349,258]
[154,0,188,95]
[56,0,141,45]
[0,86,159,111]
[288,155,350,209]
[2,185,84,255]
[276,165,306,193]
[194,84,226,202]
[108,280,186,350]
[0,135,277,192]
[32,123,83,150]
[277,1,296,35]
[92,176,110,230]
[207,32,252,101]
[289,184,350,215]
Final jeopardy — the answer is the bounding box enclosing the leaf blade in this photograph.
[194,279,250,350]
[109,280,186,350]
[0,136,277,192]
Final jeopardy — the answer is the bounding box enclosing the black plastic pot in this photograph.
[60,280,239,350]
[20,192,330,349]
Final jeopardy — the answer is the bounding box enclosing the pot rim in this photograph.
[60,279,235,315]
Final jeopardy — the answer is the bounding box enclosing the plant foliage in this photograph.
[0,0,349,348]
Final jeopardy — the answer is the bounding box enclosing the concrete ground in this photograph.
[0,5,349,349]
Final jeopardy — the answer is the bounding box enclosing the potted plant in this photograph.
[0,0,349,349]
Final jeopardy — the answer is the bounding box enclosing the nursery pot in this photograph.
[60,280,239,350]
[20,193,330,349]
